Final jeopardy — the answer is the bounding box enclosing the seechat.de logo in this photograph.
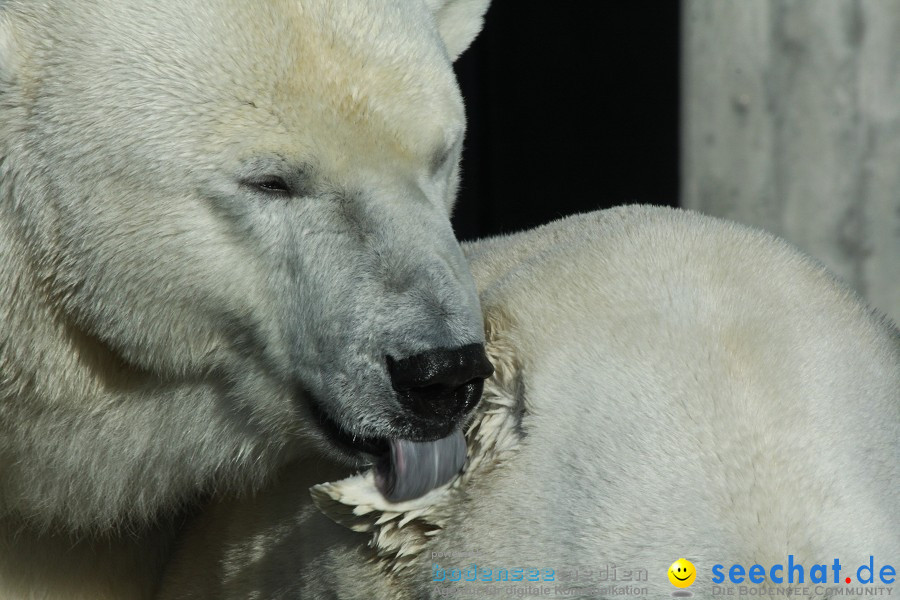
[711,556,896,586]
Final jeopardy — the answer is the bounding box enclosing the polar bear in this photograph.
[160,207,899,599]
[0,0,491,597]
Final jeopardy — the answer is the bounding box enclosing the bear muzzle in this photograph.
[387,343,494,426]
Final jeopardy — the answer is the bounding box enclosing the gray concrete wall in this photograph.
[682,0,899,324]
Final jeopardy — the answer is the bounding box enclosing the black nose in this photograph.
[387,343,494,423]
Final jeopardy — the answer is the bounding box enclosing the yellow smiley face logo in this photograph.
[668,558,697,588]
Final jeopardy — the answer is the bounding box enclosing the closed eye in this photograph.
[246,176,291,196]
[236,155,314,198]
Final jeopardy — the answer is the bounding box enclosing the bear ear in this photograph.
[426,0,491,61]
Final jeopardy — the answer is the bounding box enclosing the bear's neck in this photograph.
[0,217,285,534]
[0,516,177,600]
[0,224,207,596]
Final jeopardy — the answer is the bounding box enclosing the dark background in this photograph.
[450,1,682,241]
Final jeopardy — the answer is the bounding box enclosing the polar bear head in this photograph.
[0,0,491,531]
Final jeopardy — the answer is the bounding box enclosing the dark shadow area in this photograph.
[452,1,681,241]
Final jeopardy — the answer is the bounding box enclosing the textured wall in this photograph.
[682,0,900,324]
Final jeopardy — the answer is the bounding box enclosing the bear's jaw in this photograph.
[308,399,469,503]
[307,398,392,458]
[309,315,523,574]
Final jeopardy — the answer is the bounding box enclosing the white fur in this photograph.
[159,207,900,599]
[0,0,490,597]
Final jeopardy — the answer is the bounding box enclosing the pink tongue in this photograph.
[374,428,467,502]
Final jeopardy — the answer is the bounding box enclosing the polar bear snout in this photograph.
[387,343,494,425]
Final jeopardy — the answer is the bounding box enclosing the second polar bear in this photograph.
[161,206,900,599]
